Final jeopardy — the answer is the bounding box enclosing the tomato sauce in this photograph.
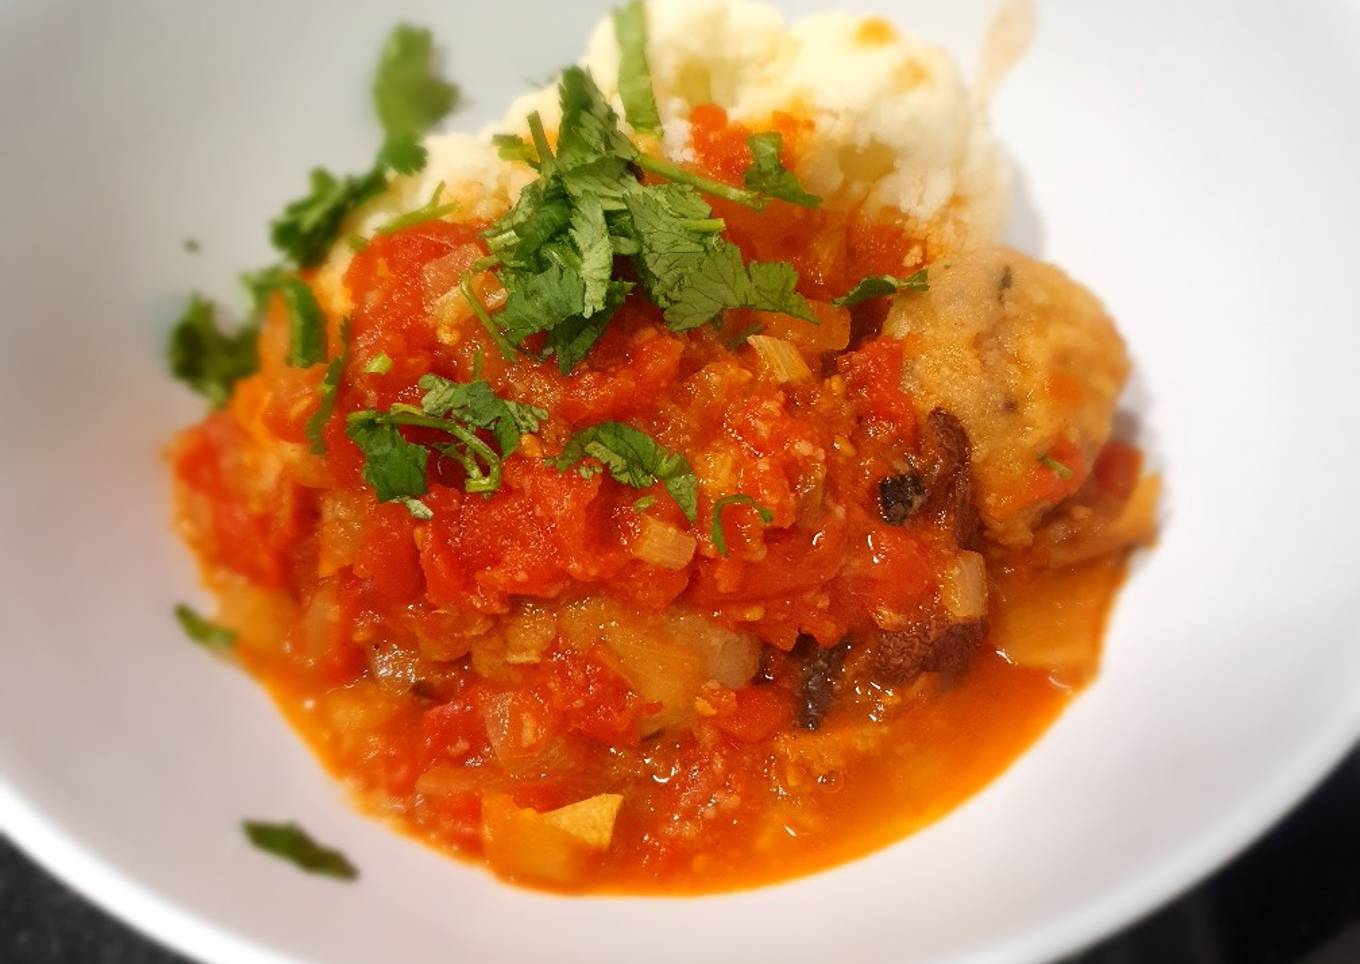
[171,105,1143,892]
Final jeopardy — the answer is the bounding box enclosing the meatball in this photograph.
[887,246,1128,546]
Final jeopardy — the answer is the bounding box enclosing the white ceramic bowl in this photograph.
[1,1,1357,962]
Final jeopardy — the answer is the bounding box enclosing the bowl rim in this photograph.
[3,702,1356,964]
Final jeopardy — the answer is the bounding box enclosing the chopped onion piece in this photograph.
[630,516,696,569]
[748,334,812,383]
[942,550,988,619]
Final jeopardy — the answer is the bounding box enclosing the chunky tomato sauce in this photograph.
[172,104,1145,892]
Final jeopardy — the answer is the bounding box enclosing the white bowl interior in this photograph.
[1,1,1358,962]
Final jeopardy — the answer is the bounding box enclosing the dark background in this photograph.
[2,747,1356,964]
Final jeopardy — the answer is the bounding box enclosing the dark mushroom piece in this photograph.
[792,634,851,730]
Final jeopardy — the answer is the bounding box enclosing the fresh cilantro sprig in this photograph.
[242,821,358,881]
[418,373,547,456]
[166,295,259,408]
[710,493,774,557]
[832,269,929,307]
[743,132,820,208]
[170,24,460,409]
[271,24,459,268]
[549,422,697,522]
[347,375,545,506]
[480,63,818,368]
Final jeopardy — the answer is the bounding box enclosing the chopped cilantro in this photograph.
[550,423,697,522]
[460,275,518,360]
[468,38,818,370]
[418,373,546,456]
[345,413,429,502]
[271,24,460,267]
[373,25,460,147]
[493,133,538,167]
[612,0,662,136]
[270,166,387,268]
[278,280,328,367]
[347,376,541,500]
[555,68,638,169]
[710,494,774,557]
[242,821,357,881]
[373,181,457,237]
[832,269,929,307]
[743,132,820,208]
[547,280,632,373]
[398,496,433,520]
[625,186,816,330]
[633,154,764,209]
[305,320,350,455]
[632,494,657,512]
[1040,453,1074,480]
[166,295,258,408]
[364,352,393,375]
[497,262,587,343]
[173,603,235,651]
[569,194,615,317]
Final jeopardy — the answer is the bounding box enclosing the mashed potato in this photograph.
[318,0,1009,311]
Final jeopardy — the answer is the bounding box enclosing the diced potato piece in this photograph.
[541,793,624,851]
[214,573,298,656]
[480,793,611,886]
[989,554,1125,680]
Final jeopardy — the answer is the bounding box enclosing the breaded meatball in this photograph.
[887,246,1128,546]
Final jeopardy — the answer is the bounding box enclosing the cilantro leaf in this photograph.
[375,133,427,176]
[746,260,818,322]
[166,295,258,408]
[277,279,328,366]
[271,25,459,267]
[625,186,816,329]
[241,271,328,366]
[346,412,429,501]
[743,132,820,208]
[417,374,546,456]
[550,422,697,521]
[306,320,350,454]
[660,241,751,332]
[497,263,587,343]
[624,183,721,306]
[832,269,929,307]
[570,194,615,316]
[242,821,358,881]
[710,494,775,557]
[547,280,632,373]
[560,155,638,211]
[173,603,236,651]
[373,25,460,145]
[613,0,662,136]
[483,179,574,270]
[555,67,636,169]
[270,167,387,268]
[492,133,539,167]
